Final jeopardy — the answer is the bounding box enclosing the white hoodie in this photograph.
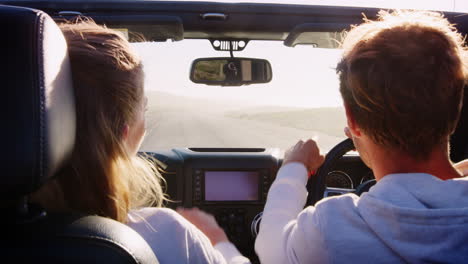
[127,208,250,264]
[255,162,468,264]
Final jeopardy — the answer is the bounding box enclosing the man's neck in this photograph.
[371,144,461,181]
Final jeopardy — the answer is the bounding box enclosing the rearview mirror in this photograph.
[190,57,272,86]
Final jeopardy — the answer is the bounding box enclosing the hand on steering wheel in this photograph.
[283,138,375,206]
[283,139,325,176]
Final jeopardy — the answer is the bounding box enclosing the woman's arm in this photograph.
[128,207,243,264]
[177,207,251,264]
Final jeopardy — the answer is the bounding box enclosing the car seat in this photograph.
[0,5,159,263]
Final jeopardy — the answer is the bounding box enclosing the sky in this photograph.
[132,0,468,108]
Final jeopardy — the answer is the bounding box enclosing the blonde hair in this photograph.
[32,20,166,222]
[337,10,467,159]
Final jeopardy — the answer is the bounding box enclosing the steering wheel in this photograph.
[253,138,374,238]
[306,138,376,205]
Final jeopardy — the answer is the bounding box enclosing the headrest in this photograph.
[0,5,76,198]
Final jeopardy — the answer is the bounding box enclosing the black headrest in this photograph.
[0,5,76,198]
[4,213,160,264]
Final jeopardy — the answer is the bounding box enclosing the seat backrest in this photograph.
[0,5,158,263]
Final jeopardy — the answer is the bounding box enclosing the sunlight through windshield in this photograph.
[134,40,347,151]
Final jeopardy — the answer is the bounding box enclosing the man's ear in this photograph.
[122,124,130,141]
[344,103,361,137]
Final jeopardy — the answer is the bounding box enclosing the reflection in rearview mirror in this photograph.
[190,57,272,86]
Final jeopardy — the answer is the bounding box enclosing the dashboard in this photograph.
[145,147,373,262]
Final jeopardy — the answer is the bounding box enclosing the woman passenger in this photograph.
[31,20,249,264]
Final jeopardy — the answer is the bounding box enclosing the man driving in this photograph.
[255,10,468,263]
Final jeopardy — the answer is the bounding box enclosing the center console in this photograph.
[147,147,369,263]
[192,168,271,247]
[195,169,269,202]
[149,148,281,262]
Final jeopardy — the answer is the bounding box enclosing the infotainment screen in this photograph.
[204,171,259,201]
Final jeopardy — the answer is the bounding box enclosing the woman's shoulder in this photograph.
[129,207,179,218]
[128,207,188,228]
[127,208,225,264]
[128,207,211,240]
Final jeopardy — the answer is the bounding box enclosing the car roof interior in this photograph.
[3,1,468,43]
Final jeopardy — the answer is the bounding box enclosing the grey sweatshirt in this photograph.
[255,163,468,264]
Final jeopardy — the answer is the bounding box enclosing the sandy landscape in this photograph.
[140,91,347,152]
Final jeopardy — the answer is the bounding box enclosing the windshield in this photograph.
[133,39,346,152]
